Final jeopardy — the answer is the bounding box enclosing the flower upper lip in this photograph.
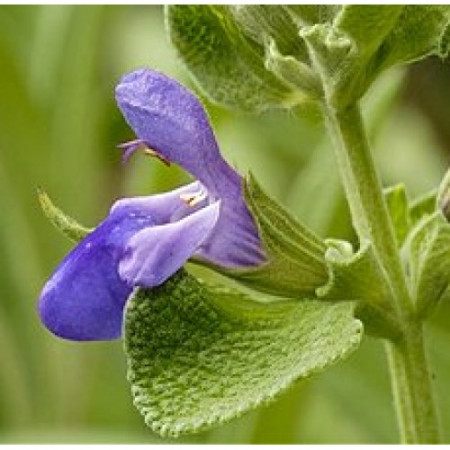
[38,68,266,342]
[115,68,240,198]
[115,68,265,269]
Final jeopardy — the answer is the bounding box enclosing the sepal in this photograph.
[317,239,392,309]
[316,239,399,339]
[207,173,329,298]
[37,187,91,243]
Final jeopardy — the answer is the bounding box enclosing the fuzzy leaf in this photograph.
[210,173,328,298]
[124,269,363,437]
[300,23,355,106]
[317,239,399,339]
[229,5,308,61]
[166,5,300,113]
[437,166,450,219]
[376,6,450,70]
[334,6,404,58]
[409,189,437,228]
[301,6,450,108]
[285,5,340,26]
[37,187,91,242]
[317,240,391,306]
[167,6,450,112]
[383,184,410,247]
[265,38,322,99]
[404,212,450,318]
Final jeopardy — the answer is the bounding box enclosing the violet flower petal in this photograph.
[118,201,221,287]
[38,206,154,341]
[111,181,203,225]
[115,68,241,198]
[115,68,266,269]
[38,183,208,341]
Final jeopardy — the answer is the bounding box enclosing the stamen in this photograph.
[117,139,145,164]
[117,139,171,167]
[180,190,208,207]
[143,148,171,167]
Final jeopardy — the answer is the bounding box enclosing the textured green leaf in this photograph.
[166,5,300,113]
[37,187,91,242]
[265,38,322,99]
[204,173,328,298]
[285,5,340,26]
[439,22,450,56]
[409,189,437,229]
[404,212,450,318]
[229,5,308,61]
[301,6,450,108]
[383,184,410,247]
[317,240,391,308]
[167,5,450,112]
[376,6,450,71]
[437,166,450,220]
[124,269,363,437]
[334,6,403,58]
[317,239,399,339]
[300,23,355,106]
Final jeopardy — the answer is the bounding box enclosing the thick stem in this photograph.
[323,103,411,314]
[323,102,440,443]
[385,324,440,443]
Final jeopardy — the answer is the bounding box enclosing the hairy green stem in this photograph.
[323,104,411,312]
[386,324,440,443]
[323,102,440,443]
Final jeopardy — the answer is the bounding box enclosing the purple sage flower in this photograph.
[38,68,265,341]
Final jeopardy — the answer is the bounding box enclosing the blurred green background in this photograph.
[1,5,450,444]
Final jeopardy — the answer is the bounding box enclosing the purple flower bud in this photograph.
[38,69,265,341]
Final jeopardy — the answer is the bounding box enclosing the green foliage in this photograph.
[409,190,437,228]
[202,173,328,298]
[404,212,450,318]
[384,184,410,247]
[381,179,450,320]
[317,239,399,340]
[318,240,391,308]
[376,6,450,69]
[334,6,404,57]
[265,38,322,99]
[124,269,363,437]
[166,5,300,112]
[285,5,340,26]
[437,166,450,219]
[168,5,450,111]
[229,5,308,60]
[304,6,450,108]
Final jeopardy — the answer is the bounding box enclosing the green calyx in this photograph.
[199,173,329,298]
